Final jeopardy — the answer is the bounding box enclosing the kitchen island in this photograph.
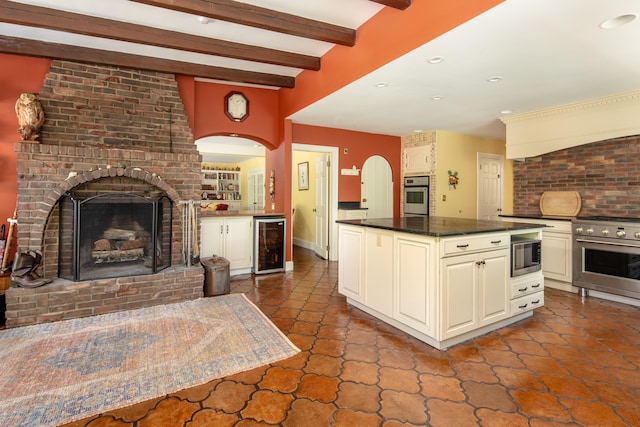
[337,216,544,350]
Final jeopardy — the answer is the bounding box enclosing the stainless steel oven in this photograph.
[403,176,429,216]
[573,217,640,300]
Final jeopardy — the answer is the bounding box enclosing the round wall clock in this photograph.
[224,91,249,122]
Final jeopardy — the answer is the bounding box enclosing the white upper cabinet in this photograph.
[403,145,432,175]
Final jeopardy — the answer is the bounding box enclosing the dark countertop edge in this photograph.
[500,214,574,221]
[336,217,544,238]
[201,210,285,218]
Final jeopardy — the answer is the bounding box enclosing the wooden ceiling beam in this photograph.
[129,0,356,46]
[0,36,295,88]
[0,0,319,70]
[370,0,412,10]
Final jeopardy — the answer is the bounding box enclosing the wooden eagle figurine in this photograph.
[15,93,45,141]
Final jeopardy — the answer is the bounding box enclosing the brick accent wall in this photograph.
[5,60,205,327]
[513,135,640,217]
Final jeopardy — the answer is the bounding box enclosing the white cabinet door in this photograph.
[338,225,365,303]
[403,145,432,175]
[395,234,436,336]
[441,253,478,339]
[201,218,224,259]
[441,248,510,339]
[224,217,253,270]
[365,229,394,317]
[542,230,572,282]
[201,217,252,271]
[478,249,509,326]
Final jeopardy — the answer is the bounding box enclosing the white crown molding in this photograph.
[500,89,640,125]
[503,89,640,159]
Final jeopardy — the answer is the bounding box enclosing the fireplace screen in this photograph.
[59,192,172,281]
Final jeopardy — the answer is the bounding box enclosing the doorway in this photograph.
[361,155,393,219]
[292,144,339,261]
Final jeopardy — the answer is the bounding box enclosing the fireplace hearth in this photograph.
[59,192,172,281]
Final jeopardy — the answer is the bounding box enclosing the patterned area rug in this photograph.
[0,294,299,427]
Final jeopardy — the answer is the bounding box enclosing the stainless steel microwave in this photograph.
[511,239,542,277]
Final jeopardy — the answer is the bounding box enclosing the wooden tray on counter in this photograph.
[540,191,581,217]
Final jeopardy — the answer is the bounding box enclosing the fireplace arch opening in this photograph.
[59,192,172,281]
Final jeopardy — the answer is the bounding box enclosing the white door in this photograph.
[361,155,393,219]
[477,153,503,220]
[314,154,329,259]
[248,168,265,210]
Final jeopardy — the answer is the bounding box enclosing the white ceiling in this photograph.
[4,0,640,143]
[289,0,640,139]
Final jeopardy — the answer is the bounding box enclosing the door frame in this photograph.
[292,143,339,261]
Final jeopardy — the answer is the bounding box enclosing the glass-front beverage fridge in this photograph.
[254,216,286,274]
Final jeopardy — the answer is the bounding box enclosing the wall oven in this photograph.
[403,175,429,216]
[573,217,640,300]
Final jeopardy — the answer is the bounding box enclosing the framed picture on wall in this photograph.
[298,162,309,191]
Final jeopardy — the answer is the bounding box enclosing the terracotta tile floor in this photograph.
[65,246,640,427]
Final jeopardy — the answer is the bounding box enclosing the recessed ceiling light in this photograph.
[600,14,636,29]
[375,82,388,88]
[427,56,444,64]
[500,109,514,115]
[413,129,423,133]
[431,96,443,101]
[487,77,502,83]
[198,16,211,24]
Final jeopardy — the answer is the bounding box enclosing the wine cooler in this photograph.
[254,217,286,274]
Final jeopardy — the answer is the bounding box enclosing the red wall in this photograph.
[0,54,51,262]
[192,81,280,149]
[293,124,401,217]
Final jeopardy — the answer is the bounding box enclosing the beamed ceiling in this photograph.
[0,0,409,88]
[2,1,639,141]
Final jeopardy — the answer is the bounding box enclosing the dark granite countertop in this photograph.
[336,216,544,237]
[338,201,367,210]
[500,214,574,221]
[201,209,285,218]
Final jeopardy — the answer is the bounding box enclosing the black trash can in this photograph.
[201,256,230,296]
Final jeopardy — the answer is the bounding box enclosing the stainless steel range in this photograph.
[573,216,640,300]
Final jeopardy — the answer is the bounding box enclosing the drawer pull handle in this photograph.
[518,287,528,292]
[456,244,469,248]
[532,300,541,304]
[518,304,528,309]
[532,284,540,288]
[491,240,502,244]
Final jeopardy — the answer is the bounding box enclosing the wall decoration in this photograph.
[269,170,275,200]
[298,162,309,191]
[448,170,459,189]
[15,93,45,141]
[224,91,249,122]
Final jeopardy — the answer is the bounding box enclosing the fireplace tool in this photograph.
[190,201,200,265]
[1,209,17,273]
[181,200,201,267]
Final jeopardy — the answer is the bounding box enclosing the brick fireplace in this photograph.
[4,60,204,327]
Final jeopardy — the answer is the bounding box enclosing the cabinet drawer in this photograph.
[442,233,509,256]
[510,273,544,299]
[511,291,544,315]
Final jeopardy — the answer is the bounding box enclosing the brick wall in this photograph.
[513,135,640,217]
[5,60,205,327]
